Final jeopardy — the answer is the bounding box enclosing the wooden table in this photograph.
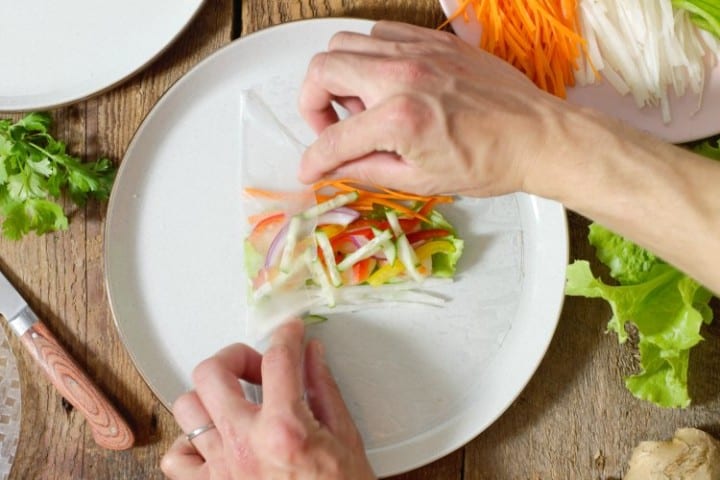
[2,1,719,478]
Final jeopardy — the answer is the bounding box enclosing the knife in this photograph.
[0,268,134,450]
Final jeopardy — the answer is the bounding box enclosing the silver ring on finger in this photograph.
[186,422,217,445]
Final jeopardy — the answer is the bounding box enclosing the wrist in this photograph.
[520,103,620,202]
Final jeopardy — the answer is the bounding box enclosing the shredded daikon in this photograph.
[575,0,716,123]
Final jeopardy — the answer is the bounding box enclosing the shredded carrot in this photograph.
[246,179,454,224]
[243,187,317,201]
[313,178,453,204]
[310,177,359,191]
[352,197,429,222]
[243,187,289,200]
[418,198,438,218]
[440,0,590,98]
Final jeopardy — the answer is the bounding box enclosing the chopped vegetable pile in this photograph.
[0,113,116,240]
[565,138,719,408]
[444,0,720,122]
[243,179,464,319]
[576,0,714,123]
[441,0,588,98]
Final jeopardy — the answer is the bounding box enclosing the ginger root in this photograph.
[625,428,720,479]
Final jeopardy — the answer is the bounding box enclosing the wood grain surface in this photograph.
[1,0,718,478]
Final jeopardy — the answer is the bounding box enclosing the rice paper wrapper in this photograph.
[239,86,317,346]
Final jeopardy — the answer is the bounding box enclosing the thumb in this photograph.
[303,339,359,441]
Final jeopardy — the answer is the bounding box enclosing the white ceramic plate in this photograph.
[440,0,720,143]
[104,18,568,476]
[0,0,205,112]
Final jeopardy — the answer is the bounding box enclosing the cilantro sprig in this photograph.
[0,112,115,240]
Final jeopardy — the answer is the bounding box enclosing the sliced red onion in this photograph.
[316,207,360,227]
[265,222,289,268]
[348,234,369,249]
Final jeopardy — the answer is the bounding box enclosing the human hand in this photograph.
[297,20,597,198]
[161,319,375,480]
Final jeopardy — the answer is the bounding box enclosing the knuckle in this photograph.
[307,52,330,82]
[263,343,293,369]
[435,29,462,47]
[387,94,432,136]
[378,58,433,85]
[328,31,351,50]
[317,453,342,477]
[260,415,307,463]
[369,21,386,37]
[170,392,196,418]
[317,125,341,156]
[160,455,178,476]
[191,356,222,386]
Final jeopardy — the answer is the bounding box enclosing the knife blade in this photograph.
[0,269,134,450]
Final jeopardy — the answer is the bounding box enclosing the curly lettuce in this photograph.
[565,139,718,408]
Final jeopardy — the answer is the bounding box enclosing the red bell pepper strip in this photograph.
[406,229,450,245]
[351,258,377,284]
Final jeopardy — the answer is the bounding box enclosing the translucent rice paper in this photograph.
[239,86,317,345]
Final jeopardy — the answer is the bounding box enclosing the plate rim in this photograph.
[0,0,207,112]
[103,17,570,476]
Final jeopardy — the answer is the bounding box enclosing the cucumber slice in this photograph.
[337,230,392,271]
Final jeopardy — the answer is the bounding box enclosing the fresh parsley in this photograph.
[0,112,115,240]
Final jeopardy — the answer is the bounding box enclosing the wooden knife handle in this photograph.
[20,322,135,450]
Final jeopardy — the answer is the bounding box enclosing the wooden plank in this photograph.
[5,1,233,478]
[464,213,720,479]
[242,0,446,36]
[3,0,717,478]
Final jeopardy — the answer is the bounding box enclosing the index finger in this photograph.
[261,319,306,411]
[371,20,453,42]
[191,343,263,425]
[298,50,388,134]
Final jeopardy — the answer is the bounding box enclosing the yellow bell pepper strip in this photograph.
[317,224,343,238]
[415,240,457,262]
[367,260,405,287]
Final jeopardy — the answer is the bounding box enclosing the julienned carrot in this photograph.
[313,178,454,205]
[243,187,316,200]
[440,0,591,98]
[418,198,438,218]
[350,197,430,222]
[246,179,453,223]
[243,187,289,200]
[317,179,453,222]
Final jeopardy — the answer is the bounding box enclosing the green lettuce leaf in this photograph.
[566,137,718,408]
[588,223,658,284]
[566,258,711,408]
[432,236,464,278]
[422,208,464,277]
[426,208,457,235]
[243,240,264,279]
